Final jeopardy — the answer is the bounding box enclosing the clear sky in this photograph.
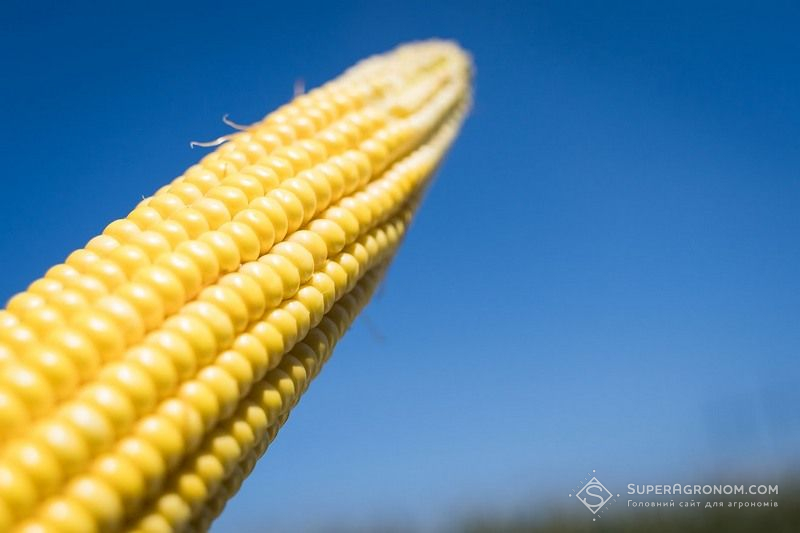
[1,1,799,531]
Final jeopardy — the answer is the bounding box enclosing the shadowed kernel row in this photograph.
[136,267,387,533]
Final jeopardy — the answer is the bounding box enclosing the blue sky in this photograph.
[1,1,799,530]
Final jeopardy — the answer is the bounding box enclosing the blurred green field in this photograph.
[459,486,799,533]
[460,505,799,533]
[284,487,798,533]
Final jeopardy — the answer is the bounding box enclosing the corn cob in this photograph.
[0,40,471,532]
